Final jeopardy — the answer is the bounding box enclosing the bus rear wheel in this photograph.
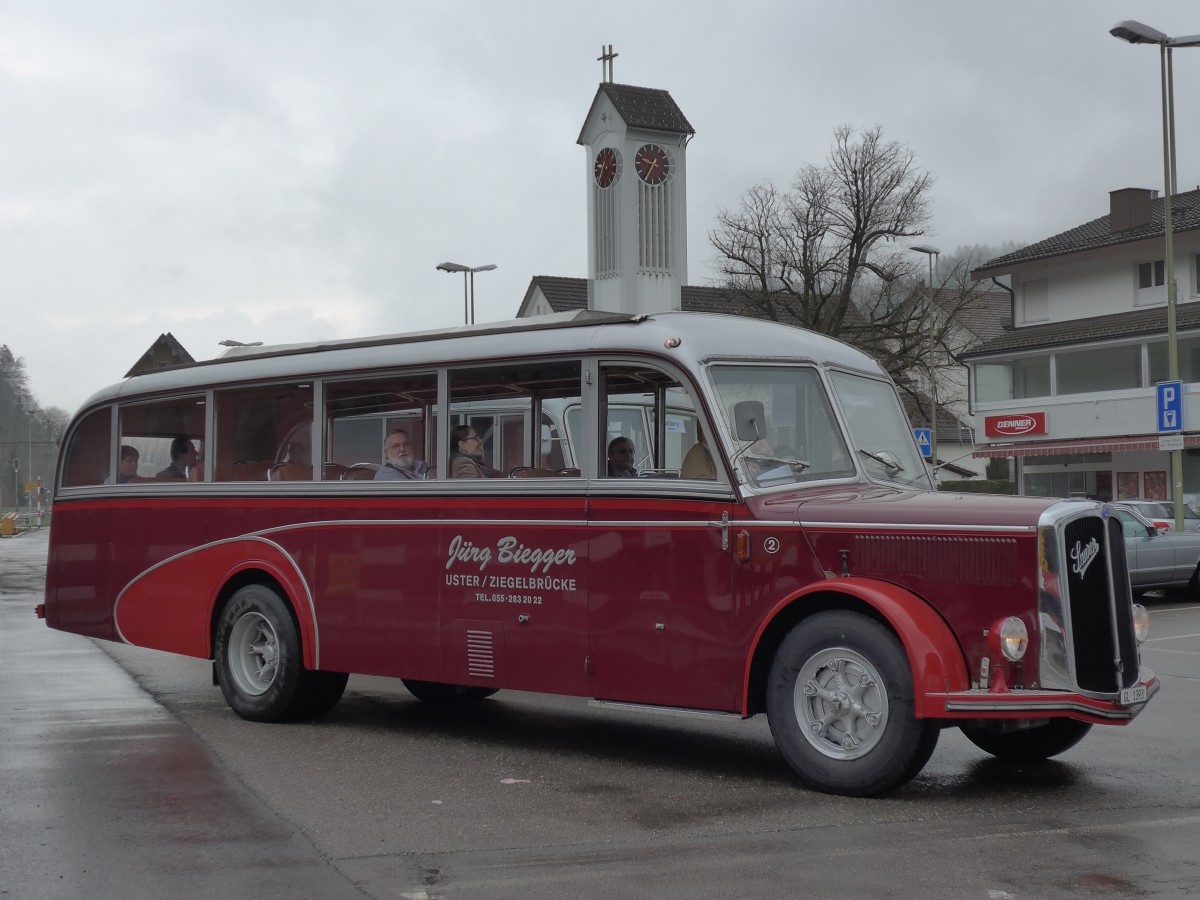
[402,679,498,704]
[766,610,939,797]
[215,584,339,722]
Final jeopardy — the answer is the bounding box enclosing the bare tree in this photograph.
[709,125,986,385]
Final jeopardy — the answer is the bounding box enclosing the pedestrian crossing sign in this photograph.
[913,428,932,458]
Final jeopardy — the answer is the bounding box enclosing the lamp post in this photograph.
[911,244,941,480]
[1111,20,1200,531]
[436,262,498,325]
[28,412,33,523]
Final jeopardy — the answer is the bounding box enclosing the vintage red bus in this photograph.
[40,310,1157,796]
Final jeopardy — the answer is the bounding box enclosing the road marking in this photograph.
[1144,632,1200,642]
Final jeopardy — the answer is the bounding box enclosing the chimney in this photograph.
[1110,187,1156,232]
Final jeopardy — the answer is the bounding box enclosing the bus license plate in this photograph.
[1119,685,1147,705]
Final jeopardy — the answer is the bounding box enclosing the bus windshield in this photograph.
[828,370,933,490]
[709,364,855,488]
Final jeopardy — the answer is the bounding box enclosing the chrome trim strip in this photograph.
[257,519,592,532]
[941,678,1158,719]
[258,519,721,532]
[588,699,742,720]
[942,700,1144,720]
[798,521,1035,533]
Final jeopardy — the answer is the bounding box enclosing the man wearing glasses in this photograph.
[448,425,494,478]
[374,429,431,481]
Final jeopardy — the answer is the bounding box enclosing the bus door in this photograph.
[316,374,442,680]
[438,361,591,695]
[587,363,739,711]
[439,360,592,696]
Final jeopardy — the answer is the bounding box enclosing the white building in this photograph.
[965,187,1200,502]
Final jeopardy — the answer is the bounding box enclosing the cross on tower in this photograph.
[597,44,618,82]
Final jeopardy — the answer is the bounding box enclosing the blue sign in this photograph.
[913,428,932,458]
[1157,381,1184,433]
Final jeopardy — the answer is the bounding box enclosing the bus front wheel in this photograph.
[216,584,313,722]
[766,610,940,797]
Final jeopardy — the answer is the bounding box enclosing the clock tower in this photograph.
[577,65,694,315]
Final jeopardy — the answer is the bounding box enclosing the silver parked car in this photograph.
[1112,504,1200,595]
[1117,499,1200,533]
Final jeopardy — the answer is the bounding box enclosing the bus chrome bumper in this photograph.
[925,669,1158,722]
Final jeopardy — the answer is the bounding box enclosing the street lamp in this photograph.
[436,262,497,325]
[1111,20,1200,530]
[911,244,941,479]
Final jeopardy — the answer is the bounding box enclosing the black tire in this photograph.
[766,610,940,797]
[961,719,1092,762]
[293,670,349,719]
[401,679,498,704]
[215,584,310,722]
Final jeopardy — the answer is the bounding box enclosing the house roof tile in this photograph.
[973,188,1200,277]
[962,300,1200,358]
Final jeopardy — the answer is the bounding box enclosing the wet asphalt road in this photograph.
[3,527,1200,899]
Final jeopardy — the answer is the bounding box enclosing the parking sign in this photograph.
[1157,381,1184,433]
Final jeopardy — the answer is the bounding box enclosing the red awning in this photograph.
[972,433,1200,459]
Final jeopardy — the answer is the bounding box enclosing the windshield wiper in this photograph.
[857,448,903,474]
[744,454,811,472]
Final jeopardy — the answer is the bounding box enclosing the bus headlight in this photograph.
[990,616,1029,662]
[1132,604,1151,644]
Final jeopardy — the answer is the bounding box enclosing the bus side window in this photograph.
[448,361,582,478]
[213,384,314,482]
[119,396,208,484]
[324,373,436,481]
[597,364,712,479]
[62,406,112,487]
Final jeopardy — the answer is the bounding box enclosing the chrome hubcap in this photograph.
[794,648,888,760]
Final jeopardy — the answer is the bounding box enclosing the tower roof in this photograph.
[577,83,694,144]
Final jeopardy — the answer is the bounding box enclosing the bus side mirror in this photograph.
[733,401,767,442]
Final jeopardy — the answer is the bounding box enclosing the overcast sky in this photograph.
[4,0,1199,414]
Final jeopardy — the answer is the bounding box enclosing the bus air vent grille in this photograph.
[466,629,496,679]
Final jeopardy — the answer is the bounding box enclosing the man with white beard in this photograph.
[374,429,430,480]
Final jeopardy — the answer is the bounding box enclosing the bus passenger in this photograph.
[375,429,430,480]
[680,427,717,480]
[157,437,198,481]
[108,445,143,484]
[449,425,492,478]
[606,437,638,478]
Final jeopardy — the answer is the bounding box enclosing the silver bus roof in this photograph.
[80,311,888,411]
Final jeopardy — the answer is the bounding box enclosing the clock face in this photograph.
[594,147,620,188]
[634,144,671,185]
